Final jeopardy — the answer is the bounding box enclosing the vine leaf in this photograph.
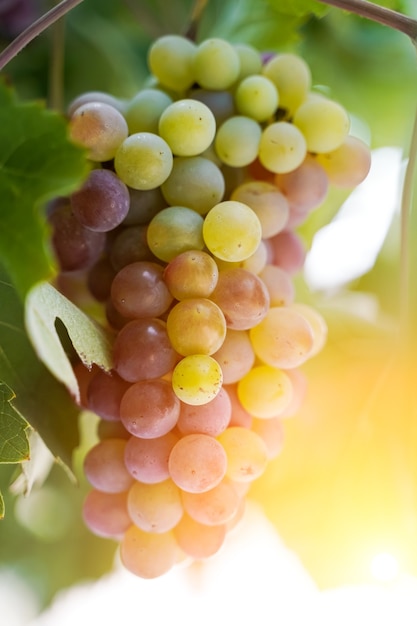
[0,79,89,300]
[25,282,113,403]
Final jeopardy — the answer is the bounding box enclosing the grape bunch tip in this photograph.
[49,33,372,580]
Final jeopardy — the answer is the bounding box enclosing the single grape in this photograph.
[181,479,240,526]
[69,101,128,162]
[158,99,216,157]
[293,97,350,153]
[113,318,178,382]
[289,302,328,358]
[193,38,240,90]
[120,525,179,579]
[214,116,262,167]
[124,88,173,134]
[83,438,134,493]
[110,261,173,319]
[168,433,227,493]
[234,43,262,80]
[237,365,293,418]
[120,378,180,439]
[127,479,183,533]
[203,201,262,263]
[258,121,307,174]
[147,206,205,262]
[163,250,219,300]
[217,426,268,482]
[315,135,372,187]
[86,369,131,421]
[230,180,289,238]
[177,386,232,437]
[262,53,311,116]
[82,490,131,539]
[124,432,178,484]
[114,132,173,190]
[234,75,279,122]
[166,298,226,356]
[70,169,130,232]
[161,156,225,215]
[268,230,306,275]
[212,329,255,384]
[147,34,197,92]
[171,354,223,406]
[67,91,126,117]
[258,264,295,307]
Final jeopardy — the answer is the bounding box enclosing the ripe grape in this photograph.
[114,132,173,190]
[262,52,311,116]
[82,490,131,539]
[258,121,307,174]
[230,180,289,238]
[237,365,293,418]
[127,479,183,533]
[168,433,227,493]
[176,386,232,437]
[163,250,219,300]
[124,432,178,484]
[214,116,262,167]
[181,479,241,526]
[120,378,180,438]
[147,206,205,262]
[158,99,216,157]
[120,525,179,578]
[124,88,173,134]
[217,426,268,482]
[69,101,128,162]
[83,438,134,493]
[293,97,350,153]
[166,298,226,356]
[193,38,240,90]
[148,34,197,92]
[171,354,223,405]
[235,75,279,122]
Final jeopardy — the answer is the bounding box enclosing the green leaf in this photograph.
[0,383,30,465]
[0,80,89,299]
[0,266,80,470]
[25,282,113,403]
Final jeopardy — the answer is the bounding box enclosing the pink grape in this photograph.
[124,432,178,484]
[82,490,131,538]
[176,386,232,437]
[173,513,227,559]
[127,479,184,533]
[83,438,134,493]
[120,525,179,578]
[120,378,180,438]
[168,433,227,493]
[86,369,131,422]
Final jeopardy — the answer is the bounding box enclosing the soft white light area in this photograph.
[370,552,400,583]
[304,147,403,291]
[3,503,413,626]
[0,569,40,626]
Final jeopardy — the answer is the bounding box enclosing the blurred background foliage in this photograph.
[1,0,417,606]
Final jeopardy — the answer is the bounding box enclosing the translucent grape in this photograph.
[69,101,128,162]
[168,433,227,493]
[181,480,240,526]
[249,306,314,369]
[217,426,268,482]
[163,250,219,300]
[230,180,289,238]
[171,355,223,406]
[315,135,372,187]
[293,97,350,153]
[212,329,255,384]
[113,318,178,383]
[235,75,279,122]
[234,43,262,80]
[158,99,216,157]
[120,378,180,438]
[239,240,268,275]
[166,298,226,356]
[124,432,178,483]
[289,302,328,358]
[210,268,270,330]
[82,490,131,539]
[86,369,131,421]
[147,34,196,92]
[120,525,178,578]
[174,514,226,559]
[70,169,130,232]
[193,38,240,90]
[124,88,173,134]
[110,261,173,319]
[127,479,183,533]
[176,386,231,437]
[203,201,262,263]
[237,365,293,418]
[161,156,225,215]
[251,417,285,459]
[258,121,307,174]
[83,438,134,493]
[262,53,311,116]
[268,230,306,275]
[147,206,204,262]
[114,132,173,190]
[214,116,262,167]
[258,264,295,307]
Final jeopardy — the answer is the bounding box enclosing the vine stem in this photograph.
[316,0,417,41]
[0,0,84,71]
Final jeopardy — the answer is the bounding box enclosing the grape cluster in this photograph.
[50,34,371,579]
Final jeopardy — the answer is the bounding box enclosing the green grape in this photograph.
[258,121,307,174]
[114,132,173,190]
[203,200,262,262]
[193,38,240,90]
[293,97,350,153]
[234,43,262,80]
[158,99,216,157]
[237,364,293,418]
[234,75,279,122]
[69,101,128,162]
[147,34,197,92]
[166,298,226,356]
[161,156,225,215]
[262,53,311,116]
[124,88,173,134]
[171,354,223,405]
[214,115,262,167]
[147,206,205,262]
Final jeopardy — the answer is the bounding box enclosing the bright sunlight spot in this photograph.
[370,552,401,583]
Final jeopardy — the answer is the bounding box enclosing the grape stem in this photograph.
[0,0,84,71]
[316,0,417,42]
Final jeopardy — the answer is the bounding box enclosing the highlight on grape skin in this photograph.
[49,30,374,580]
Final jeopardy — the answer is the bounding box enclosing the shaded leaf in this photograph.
[0,383,30,465]
[0,80,89,299]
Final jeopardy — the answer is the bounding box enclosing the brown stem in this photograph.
[0,0,84,71]
[184,0,209,40]
[316,0,417,41]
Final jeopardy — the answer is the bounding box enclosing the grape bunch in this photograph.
[49,34,371,579]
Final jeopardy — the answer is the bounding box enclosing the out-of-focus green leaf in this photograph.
[0,80,89,299]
